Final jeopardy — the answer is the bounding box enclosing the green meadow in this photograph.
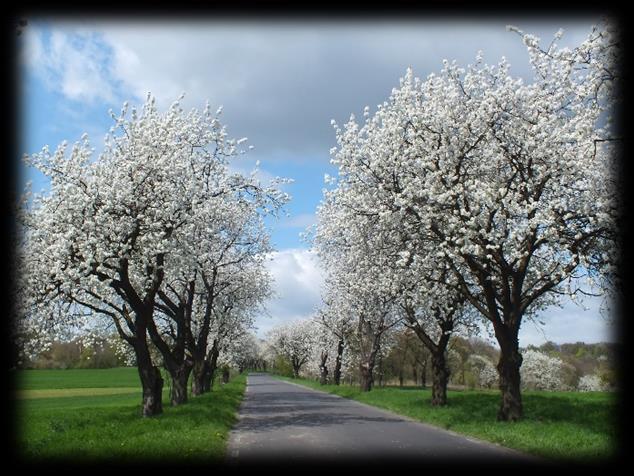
[14,367,246,462]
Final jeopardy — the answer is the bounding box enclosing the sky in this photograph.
[16,15,618,346]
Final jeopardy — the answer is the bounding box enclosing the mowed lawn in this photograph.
[278,376,618,462]
[13,367,246,462]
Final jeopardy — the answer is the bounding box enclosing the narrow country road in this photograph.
[225,373,541,465]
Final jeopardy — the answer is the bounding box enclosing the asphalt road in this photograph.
[225,373,541,465]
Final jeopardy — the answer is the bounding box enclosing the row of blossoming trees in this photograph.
[266,322,614,394]
[13,95,289,416]
[267,23,621,421]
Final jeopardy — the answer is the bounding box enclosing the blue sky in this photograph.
[18,22,341,251]
[17,17,617,344]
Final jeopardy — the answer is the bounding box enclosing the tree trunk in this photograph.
[191,359,210,396]
[430,352,449,406]
[403,305,453,401]
[399,371,404,387]
[292,362,300,379]
[205,344,220,391]
[496,329,523,421]
[319,351,329,385]
[135,342,163,417]
[319,366,328,385]
[333,338,344,385]
[421,363,427,389]
[359,361,374,392]
[168,363,192,406]
[412,367,417,386]
[140,366,163,417]
[201,365,213,392]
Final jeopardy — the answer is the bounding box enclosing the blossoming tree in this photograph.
[17,94,287,415]
[323,23,619,420]
[314,283,356,385]
[267,319,318,379]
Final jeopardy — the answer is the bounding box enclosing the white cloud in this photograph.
[23,25,119,104]
[254,248,324,338]
[22,19,602,162]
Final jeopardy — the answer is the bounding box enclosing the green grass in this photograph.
[277,376,618,462]
[15,367,143,390]
[14,367,247,462]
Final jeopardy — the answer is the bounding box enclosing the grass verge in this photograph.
[14,368,247,463]
[275,375,617,462]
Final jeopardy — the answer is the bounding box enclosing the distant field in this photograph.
[278,376,619,462]
[14,367,142,390]
[13,367,246,462]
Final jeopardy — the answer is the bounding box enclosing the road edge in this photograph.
[273,374,543,462]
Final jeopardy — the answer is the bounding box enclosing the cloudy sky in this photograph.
[17,15,617,346]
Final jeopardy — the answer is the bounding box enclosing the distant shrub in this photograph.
[578,374,607,392]
[272,355,294,378]
[521,349,574,391]
[467,355,498,389]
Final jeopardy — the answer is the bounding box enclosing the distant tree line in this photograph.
[267,323,618,393]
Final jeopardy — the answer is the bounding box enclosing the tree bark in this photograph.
[404,306,452,405]
[430,352,450,406]
[150,281,195,406]
[205,344,220,391]
[135,341,163,417]
[495,325,523,421]
[202,364,214,392]
[139,365,163,417]
[319,350,329,385]
[358,319,381,392]
[191,359,210,396]
[110,256,166,417]
[290,354,306,379]
[168,363,192,406]
[292,362,300,379]
[333,338,344,385]
[359,361,374,392]
[192,340,219,394]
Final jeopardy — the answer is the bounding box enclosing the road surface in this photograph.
[225,373,541,465]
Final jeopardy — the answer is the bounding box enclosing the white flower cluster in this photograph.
[312,23,619,403]
[16,93,288,381]
[520,349,573,391]
[577,373,607,392]
[267,319,320,378]
[468,354,499,389]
